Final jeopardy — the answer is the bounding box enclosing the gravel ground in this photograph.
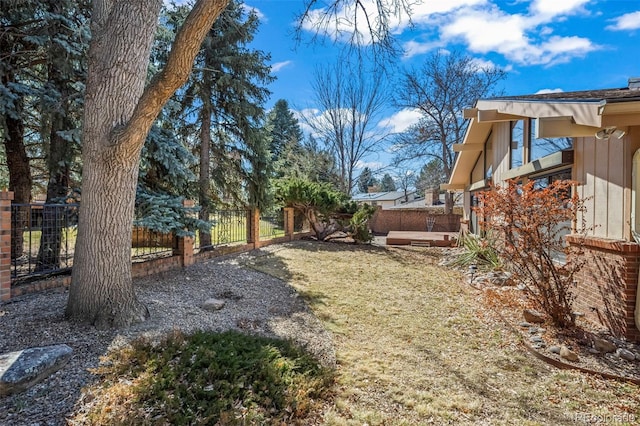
[0,249,335,426]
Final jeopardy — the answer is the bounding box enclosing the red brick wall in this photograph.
[369,208,461,234]
[567,235,640,342]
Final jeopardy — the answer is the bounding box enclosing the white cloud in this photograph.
[535,88,564,94]
[340,0,601,66]
[442,8,529,54]
[402,39,446,59]
[606,11,640,31]
[242,4,265,21]
[300,0,486,45]
[378,109,422,133]
[292,108,318,136]
[468,57,512,72]
[354,160,385,171]
[529,0,589,18]
[271,61,292,73]
[438,4,598,66]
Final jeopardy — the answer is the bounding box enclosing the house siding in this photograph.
[574,128,640,241]
[465,122,640,341]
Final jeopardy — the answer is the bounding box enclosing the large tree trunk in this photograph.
[198,83,213,248]
[0,31,32,260]
[65,0,229,328]
[4,98,31,260]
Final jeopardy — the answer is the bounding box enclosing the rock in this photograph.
[616,348,636,361]
[202,298,226,311]
[523,309,545,324]
[593,337,617,354]
[530,336,543,343]
[518,321,532,328]
[560,346,579,362]
[0,344,73,396]
[549,345,561,354]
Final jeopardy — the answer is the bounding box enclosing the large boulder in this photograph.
[0,344,73,396]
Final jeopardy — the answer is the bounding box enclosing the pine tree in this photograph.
[267,99,303,165]
[357,167,378,193]
[380,173,396,192]
[0,0,88,264]
[141,1,274,246]
[415,159,446,195]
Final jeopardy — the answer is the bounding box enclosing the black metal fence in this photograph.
[194,209,249,252]
[8,204,300,284]
[259,209,285,240]
[11,203,79,282]
[131,227,174,261]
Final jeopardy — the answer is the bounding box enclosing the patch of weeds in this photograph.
[73,330,334,425]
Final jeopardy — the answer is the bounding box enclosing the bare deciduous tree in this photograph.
[394,50,506,213]
[305,61,388,195]
[296,0,416,57]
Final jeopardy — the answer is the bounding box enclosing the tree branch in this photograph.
[118,0,230,156]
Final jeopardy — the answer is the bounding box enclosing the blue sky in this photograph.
[239,1,640,173]
[241,0,640,174]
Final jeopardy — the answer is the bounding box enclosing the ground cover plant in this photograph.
[246,241,639,425]
[71,330,334,425]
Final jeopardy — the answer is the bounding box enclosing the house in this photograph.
[351,190,418,210]
[444,77,640,341]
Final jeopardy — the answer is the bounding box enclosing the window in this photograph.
[510,120,524,169]
[470,192,480,234]
[532,168,572,190]
[532,168,573,264]
[485,133,493,180]
[530,118,573,161]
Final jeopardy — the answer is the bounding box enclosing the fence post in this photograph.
[173,200,195,267]
[0,190,14,301]
[284,207,294,240]
[246,208,260,248]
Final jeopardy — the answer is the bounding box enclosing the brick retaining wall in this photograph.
[567,235,640,342]
[369,208,461,234]
[2,202,312,301]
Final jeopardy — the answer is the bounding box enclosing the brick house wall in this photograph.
[567,235,640,342]
[369,208,461,234]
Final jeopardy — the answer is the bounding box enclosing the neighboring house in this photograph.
[352,191,418,210]
[444,77,640,341]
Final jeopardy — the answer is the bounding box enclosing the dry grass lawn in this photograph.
[245,240,639,426]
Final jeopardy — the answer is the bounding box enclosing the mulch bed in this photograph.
[431,246,640,385]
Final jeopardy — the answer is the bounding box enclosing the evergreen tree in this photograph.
[380,173,396,191]
[357,167,378,193]
[142,1,274,245]
[415,159,446,195]
[0,0,88,264]
[267,99,303,164]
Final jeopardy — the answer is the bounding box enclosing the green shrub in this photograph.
[453,232,501,270]
[75,330,334,425]
[349,204,376,244]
